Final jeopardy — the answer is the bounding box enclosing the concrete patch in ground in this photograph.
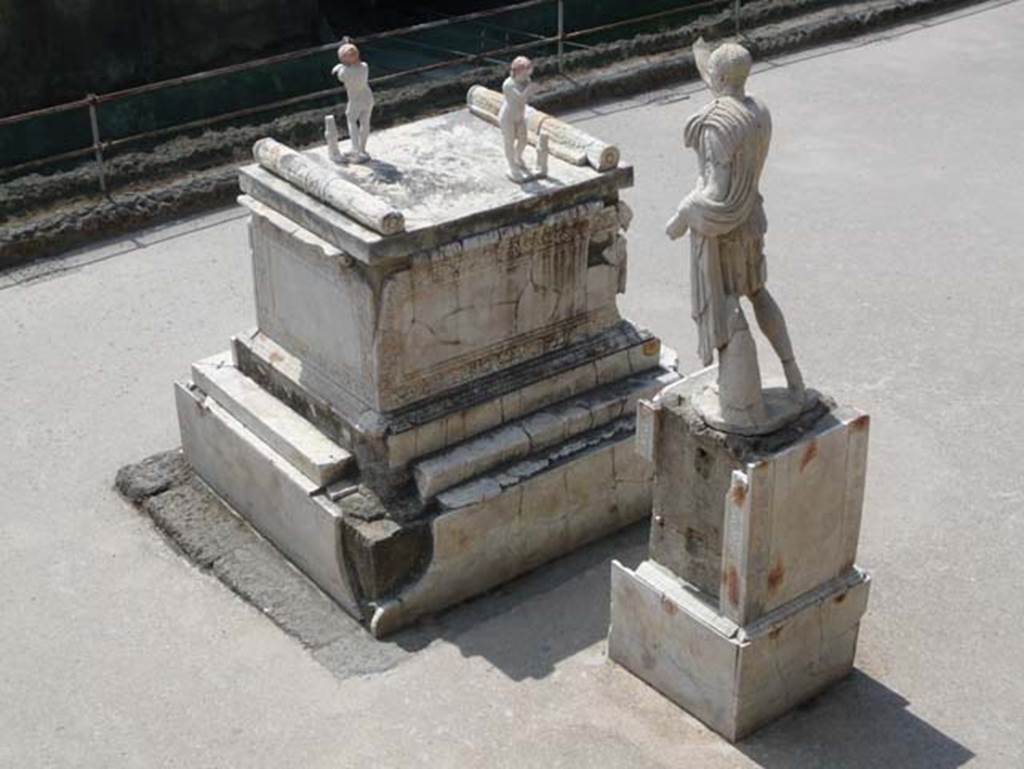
[211,540,356,649]
[117,450,399,675]
[141,479,252,568]
[312,628,429,680]
[114,449,192,501]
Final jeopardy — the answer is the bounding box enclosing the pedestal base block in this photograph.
[609,559,870,741]
[176,360,665,636]
[177,108,671,637]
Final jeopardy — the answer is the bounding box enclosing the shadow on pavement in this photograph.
[387,519,650,681]
[739,671,974,768]
[386,522,973,768]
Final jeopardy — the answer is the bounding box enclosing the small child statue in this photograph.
[499,56,541,182]
[325,40,374,164]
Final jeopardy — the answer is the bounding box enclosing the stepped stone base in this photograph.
[176,352,678,635]
[230,320,668,492]
[175,382,360,614]
[608,559,870,741]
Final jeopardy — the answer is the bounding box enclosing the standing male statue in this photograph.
[499,56,548,182]
[666,40,809,433]
[325,40,374,164]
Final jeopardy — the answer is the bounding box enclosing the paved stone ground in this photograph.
[2,2,1022,766]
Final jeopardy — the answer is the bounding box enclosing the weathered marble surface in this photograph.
[192,352,352,488]
[640,368,862,606]
[413,366,678,500]
[609,366,872,741]
[608,559,870,741]
[253,138,401,233]
[373,203,618,409]
[372,422,654,637]
[387,328,663,469]
[231,322,667,485]
[718,404,870,624]
[178,105,676,635]
[239,109,633,264]
[175,382,360,614]
[246,191,629,413]
[176,358,674,637]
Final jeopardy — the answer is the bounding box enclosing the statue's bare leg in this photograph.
[750,288,805,395]
[347,113,363,155]
[358,109,372,157]
[503,125,525,179]
[515,125,529,170]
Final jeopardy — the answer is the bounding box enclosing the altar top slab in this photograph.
[239,108,633,265]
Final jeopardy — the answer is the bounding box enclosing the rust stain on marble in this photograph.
[767,559,785,593]
[725,566,739,606]
[799,439,818,473]
[730,479,747,506]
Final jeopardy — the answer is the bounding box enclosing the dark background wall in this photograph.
[0,0,322,116]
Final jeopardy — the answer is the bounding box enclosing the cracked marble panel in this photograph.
[376,203,621,409]
[370,418,651,636]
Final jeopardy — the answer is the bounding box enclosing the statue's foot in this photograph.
[326,142,345,164]
[783,359,805,399]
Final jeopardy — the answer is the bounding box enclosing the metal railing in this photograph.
[0,0,739,191]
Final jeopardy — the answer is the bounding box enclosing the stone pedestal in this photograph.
[175,106,679,636]
[608,368,871,741]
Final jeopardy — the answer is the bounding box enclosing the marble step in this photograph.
[412,366,680,501]
[386,329,673,470]
[191,353,353,488]
[233,321,672,476]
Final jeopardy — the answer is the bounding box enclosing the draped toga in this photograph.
[682,95,771,366]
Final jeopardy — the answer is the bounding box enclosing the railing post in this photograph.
[557,0,565,72]
[87,94,108,195]
[734,0,742,37]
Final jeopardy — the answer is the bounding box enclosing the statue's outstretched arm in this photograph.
[666,196,691,240]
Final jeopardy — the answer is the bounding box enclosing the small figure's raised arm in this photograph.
[503,76,531,106]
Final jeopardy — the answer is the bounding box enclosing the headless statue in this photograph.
[666,40,807,433]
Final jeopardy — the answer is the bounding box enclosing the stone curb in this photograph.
[0,0,984,269]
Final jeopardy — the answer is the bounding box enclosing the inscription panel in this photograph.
[376,203,621,410]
